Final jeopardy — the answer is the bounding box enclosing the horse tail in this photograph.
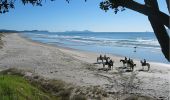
[147,63,150,71]
[103,63,105,68]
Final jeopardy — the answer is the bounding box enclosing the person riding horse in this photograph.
[108,59,114,69]
[127,58,136,71]
[103,55,110,62]
[120,57,128,66]
[125,57,127,61]
[103,59,114,69]
[143,59,146,65]
[140,59,150,71]
[97,54,103,63]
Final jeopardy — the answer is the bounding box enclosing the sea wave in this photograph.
[24,32,160,50]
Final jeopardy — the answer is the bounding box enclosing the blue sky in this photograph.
[0,0,169,32]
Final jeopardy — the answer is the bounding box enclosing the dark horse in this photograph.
[129,63,136,71]
[120,59,127,66]
[140,59,150,71]
[120,57,128,66]
[127,58,136,71]
[97,54,103,63]
[103,55,110,62]
[103,59,114,69]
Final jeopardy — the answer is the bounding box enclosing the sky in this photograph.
[0,0,169,32]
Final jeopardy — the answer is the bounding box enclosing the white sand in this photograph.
[0,33,170,99]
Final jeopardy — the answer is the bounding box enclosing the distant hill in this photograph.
[0,29,93,33]
[0,29,19,33]
[65,30,93,33]
[21,30,49,33]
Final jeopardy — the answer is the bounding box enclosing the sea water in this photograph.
[22,31,169,64]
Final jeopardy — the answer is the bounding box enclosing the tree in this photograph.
[100,0,170,61]
[0,0,169,61]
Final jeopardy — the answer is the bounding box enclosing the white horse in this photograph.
[140,60,150,71]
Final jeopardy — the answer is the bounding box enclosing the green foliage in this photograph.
[0,74,59,100]
[0,0,87,13]
[0,68,78,100]
[100,0,125,14]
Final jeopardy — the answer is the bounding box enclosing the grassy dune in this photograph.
[0,68,87,100]
[0,74,59,100]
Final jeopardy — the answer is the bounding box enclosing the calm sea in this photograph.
[22,31,169,64]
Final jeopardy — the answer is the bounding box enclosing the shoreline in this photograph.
[19,33,124,58]
[19,32,169,65]
[21,33,170,64]
[0,33,170,99]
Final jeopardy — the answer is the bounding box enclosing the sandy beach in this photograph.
[0,33,170,100]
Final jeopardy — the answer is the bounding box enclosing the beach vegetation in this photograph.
[0,68,90,100]
[0,75,57,100]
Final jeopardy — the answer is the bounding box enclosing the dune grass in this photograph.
[0,74,59,100]
[0,68,88,100]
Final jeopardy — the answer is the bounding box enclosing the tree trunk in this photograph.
[145,0,170,61]
[148,17,170,61]
[166,0,170,13]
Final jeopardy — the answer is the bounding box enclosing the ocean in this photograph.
[22,31,169,64]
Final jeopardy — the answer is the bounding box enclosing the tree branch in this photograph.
[121,0,169,28]
[166,0,170,13]
[144,0,170,61]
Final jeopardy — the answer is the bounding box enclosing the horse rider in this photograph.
[104,55,106,59]
[108,59,113,69]
[144,59,146,65]
[125,57,127,61]
[99,54,102,59]
[128,58,131,62]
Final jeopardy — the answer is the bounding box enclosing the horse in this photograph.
[108,59,114,69]
[120,57,128,66]
[103,59,114,70]
[128,63,136,71]
[127,59,136,71]
[140,60,150,71]
[120,59,127,66]
[103,58,109,68]
[97,55,103,63]
[103,55,110,62]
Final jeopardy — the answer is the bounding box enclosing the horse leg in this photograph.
[108,65,110,70]
[109,65,112,70]
[148,64,150,71]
